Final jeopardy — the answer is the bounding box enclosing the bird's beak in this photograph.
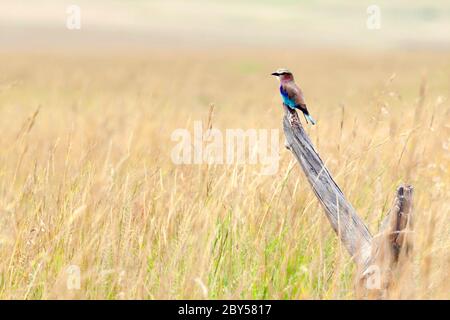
[271,72,279,76]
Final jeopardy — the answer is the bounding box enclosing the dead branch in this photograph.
[282,105,414,296]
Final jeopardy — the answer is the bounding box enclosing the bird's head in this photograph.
[271,68,294,82]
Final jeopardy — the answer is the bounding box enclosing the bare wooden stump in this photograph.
[282,106,414,298]
[366,185,414,298]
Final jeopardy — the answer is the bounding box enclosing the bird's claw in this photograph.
[289,113,300,127]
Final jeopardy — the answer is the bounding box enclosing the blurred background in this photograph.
[1,0,450,51]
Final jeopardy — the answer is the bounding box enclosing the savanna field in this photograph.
[0,50,448,299]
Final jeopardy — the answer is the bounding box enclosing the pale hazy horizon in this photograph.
[1,0,450,51]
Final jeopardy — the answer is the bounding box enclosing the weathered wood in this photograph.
[282,105,372,267]
[376,185,414,261]
[366,185,414,295]
[282,105,414,295]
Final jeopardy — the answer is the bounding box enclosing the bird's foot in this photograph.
[289,112,300,127]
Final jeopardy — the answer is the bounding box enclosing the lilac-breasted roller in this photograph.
[271,68,316,125]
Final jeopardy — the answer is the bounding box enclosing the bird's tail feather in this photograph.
[296,104,317,125]
[304,113,316,125]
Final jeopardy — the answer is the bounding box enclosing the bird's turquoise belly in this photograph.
[281,95,296,108]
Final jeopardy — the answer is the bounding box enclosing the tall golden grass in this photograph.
[0,50,448,299]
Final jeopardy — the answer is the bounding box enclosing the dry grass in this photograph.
[0,50,448,299]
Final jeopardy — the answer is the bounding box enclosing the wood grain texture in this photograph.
[282,105,372,267]
[367,185,414,296]
[282,105,415,297]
